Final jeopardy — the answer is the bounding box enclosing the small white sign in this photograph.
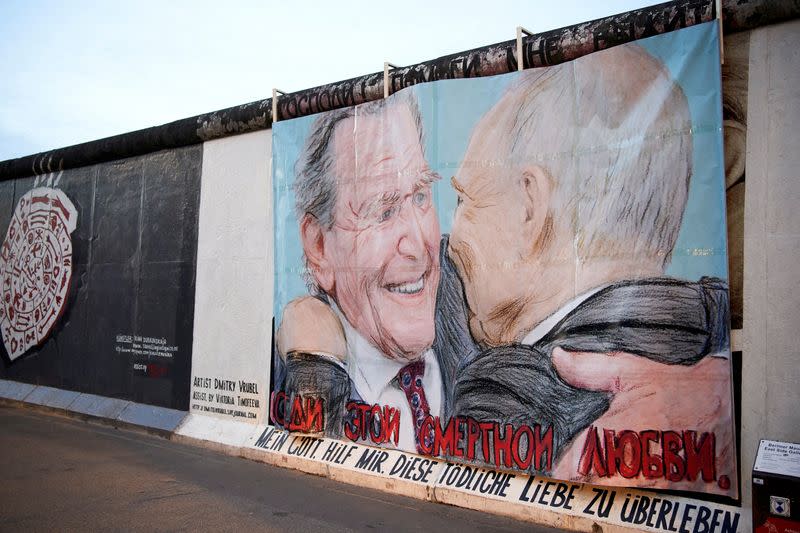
[754,440,800,478]
[770,495,791,517]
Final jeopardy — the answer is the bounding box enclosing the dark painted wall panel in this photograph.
[92,161,142,266]
[0,145,201,410]
[84,261,137,398]
[0,180,16,235]
[141,146,201,266]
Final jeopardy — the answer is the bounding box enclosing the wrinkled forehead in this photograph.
[332,105,425,180]
[331,105,428,210]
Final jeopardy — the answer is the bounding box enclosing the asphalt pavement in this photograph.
[0,405,566,532]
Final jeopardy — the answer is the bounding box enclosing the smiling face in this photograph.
[315,103,441,362]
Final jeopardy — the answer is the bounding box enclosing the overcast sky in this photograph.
[0,0,660,161]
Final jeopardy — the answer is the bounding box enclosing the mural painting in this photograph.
[271,22,736,497]
[1,187,77,360]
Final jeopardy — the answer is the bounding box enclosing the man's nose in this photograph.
[397,208,426,259]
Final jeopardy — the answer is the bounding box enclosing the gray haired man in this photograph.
[278,91,447,453]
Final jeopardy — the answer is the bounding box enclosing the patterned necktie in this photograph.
[398,359,433,454]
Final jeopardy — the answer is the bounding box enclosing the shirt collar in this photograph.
[520,285,607,346]
[330,302,414,405]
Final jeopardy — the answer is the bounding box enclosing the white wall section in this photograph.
[190,129,273,424]
[742,17,800,506]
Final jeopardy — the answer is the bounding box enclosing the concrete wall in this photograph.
[742,17,800,506]
[1,15,798,530]
[181,22,800,514]
[0,146,202,410]
[189,130,273,423]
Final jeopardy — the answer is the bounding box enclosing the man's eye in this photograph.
[413,191,429,207]
[378,207,396,223]
[456,195,463,206]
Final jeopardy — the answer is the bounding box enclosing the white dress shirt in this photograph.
[331,303,442,453]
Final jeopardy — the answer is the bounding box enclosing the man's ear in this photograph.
[518,165,552,250]
[723,119,746,189]
[300,214,335,292]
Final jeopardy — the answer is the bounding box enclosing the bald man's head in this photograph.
[449,44,693,345]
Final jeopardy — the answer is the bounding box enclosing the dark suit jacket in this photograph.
[451,271,730,474]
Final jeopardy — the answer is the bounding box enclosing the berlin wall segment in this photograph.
[0,146,202,411]
[3,1,800,530]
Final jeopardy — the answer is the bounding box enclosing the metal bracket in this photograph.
[272,89,286,123]
[516,26,533,72]
[384,62,398,98]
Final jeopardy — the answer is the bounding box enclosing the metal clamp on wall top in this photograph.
[384,62,398,98]
[272,88,287,123]
[516,26,533,72]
